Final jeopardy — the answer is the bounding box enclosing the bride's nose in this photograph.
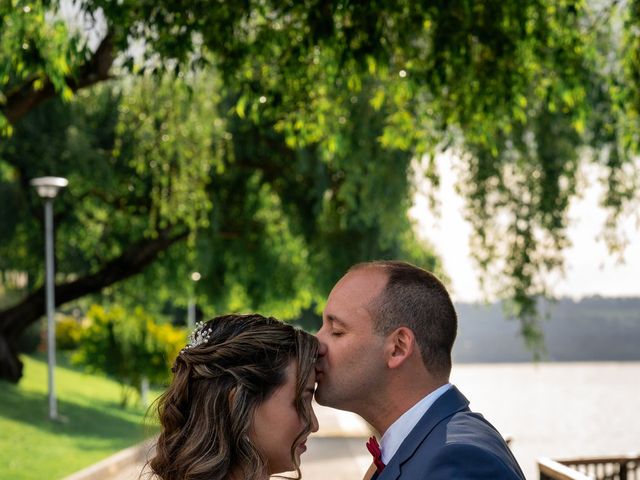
[316,342,328,357]
[310,408,319,433]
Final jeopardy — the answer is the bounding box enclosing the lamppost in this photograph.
[187,271,201,329]
[30,176,68,421]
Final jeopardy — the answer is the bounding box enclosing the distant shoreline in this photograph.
[453,296,640,363]
[454,358,640,364]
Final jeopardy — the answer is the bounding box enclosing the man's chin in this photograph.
[314,388,345,410]
[314,385,336,407]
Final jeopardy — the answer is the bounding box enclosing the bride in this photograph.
[149,313,319,479]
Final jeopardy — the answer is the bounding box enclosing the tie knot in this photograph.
[366,436,385,473]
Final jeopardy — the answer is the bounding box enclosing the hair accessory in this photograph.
[182,320,212,351]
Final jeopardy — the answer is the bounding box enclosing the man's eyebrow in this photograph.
[326,314,346,327]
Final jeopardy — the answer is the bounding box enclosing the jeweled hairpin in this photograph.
[182,320,212,351]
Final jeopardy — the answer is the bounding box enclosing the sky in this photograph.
[410,152,640,302]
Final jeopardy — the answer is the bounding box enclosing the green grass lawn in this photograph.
[0,353,161,480]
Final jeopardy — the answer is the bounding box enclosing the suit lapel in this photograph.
[377,386,470,480]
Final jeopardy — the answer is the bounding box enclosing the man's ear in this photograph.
[385,327,415,369]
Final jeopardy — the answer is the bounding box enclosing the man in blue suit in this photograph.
[315,261,525,479]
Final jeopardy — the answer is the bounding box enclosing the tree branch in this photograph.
[0,226,188,334]
[3,33,115,124]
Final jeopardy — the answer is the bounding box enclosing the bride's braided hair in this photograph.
[148,314,318,480]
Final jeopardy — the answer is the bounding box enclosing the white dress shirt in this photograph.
[379,383,453,464]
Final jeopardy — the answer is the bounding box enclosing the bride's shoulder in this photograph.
[362,463,377,480]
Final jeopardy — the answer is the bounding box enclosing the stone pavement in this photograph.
[65,402,374,480]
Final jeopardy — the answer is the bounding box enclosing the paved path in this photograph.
[109,403,373,480]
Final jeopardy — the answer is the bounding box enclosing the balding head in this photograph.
[350,261,457,379]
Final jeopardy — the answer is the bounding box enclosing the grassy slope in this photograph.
[0,354,159,480]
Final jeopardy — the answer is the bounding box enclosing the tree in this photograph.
[0,70,438,382]
[2,1,639,379]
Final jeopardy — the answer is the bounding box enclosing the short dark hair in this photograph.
[351,261,457,377]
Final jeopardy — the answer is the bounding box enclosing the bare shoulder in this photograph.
[362,463,376,480]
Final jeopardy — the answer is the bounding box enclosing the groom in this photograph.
[315,261,525,479]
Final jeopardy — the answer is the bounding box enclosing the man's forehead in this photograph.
[323,269,387,319]
[336,267,388,296]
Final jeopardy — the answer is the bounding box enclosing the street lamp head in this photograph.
[191,271,201,282]
[30,176,69,199]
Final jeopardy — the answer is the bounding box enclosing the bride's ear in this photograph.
[385,327,415,369]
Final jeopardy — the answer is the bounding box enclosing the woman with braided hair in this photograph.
[148,313,320,480]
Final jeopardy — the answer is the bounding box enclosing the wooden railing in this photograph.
[539,454,640,480]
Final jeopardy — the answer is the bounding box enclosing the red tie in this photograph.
[366,436,385,473]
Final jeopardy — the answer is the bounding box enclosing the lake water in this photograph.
[450,362,640,479]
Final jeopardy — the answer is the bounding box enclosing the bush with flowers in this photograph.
[56,315,84,350]
[73,304,186,407]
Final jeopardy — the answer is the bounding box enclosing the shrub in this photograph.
[73,304,187,407]
[56,315,83,350]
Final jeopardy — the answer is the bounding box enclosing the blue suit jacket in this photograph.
[373,386,525,480]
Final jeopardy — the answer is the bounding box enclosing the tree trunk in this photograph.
[0,227,188,383]
[0,329,24,383]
